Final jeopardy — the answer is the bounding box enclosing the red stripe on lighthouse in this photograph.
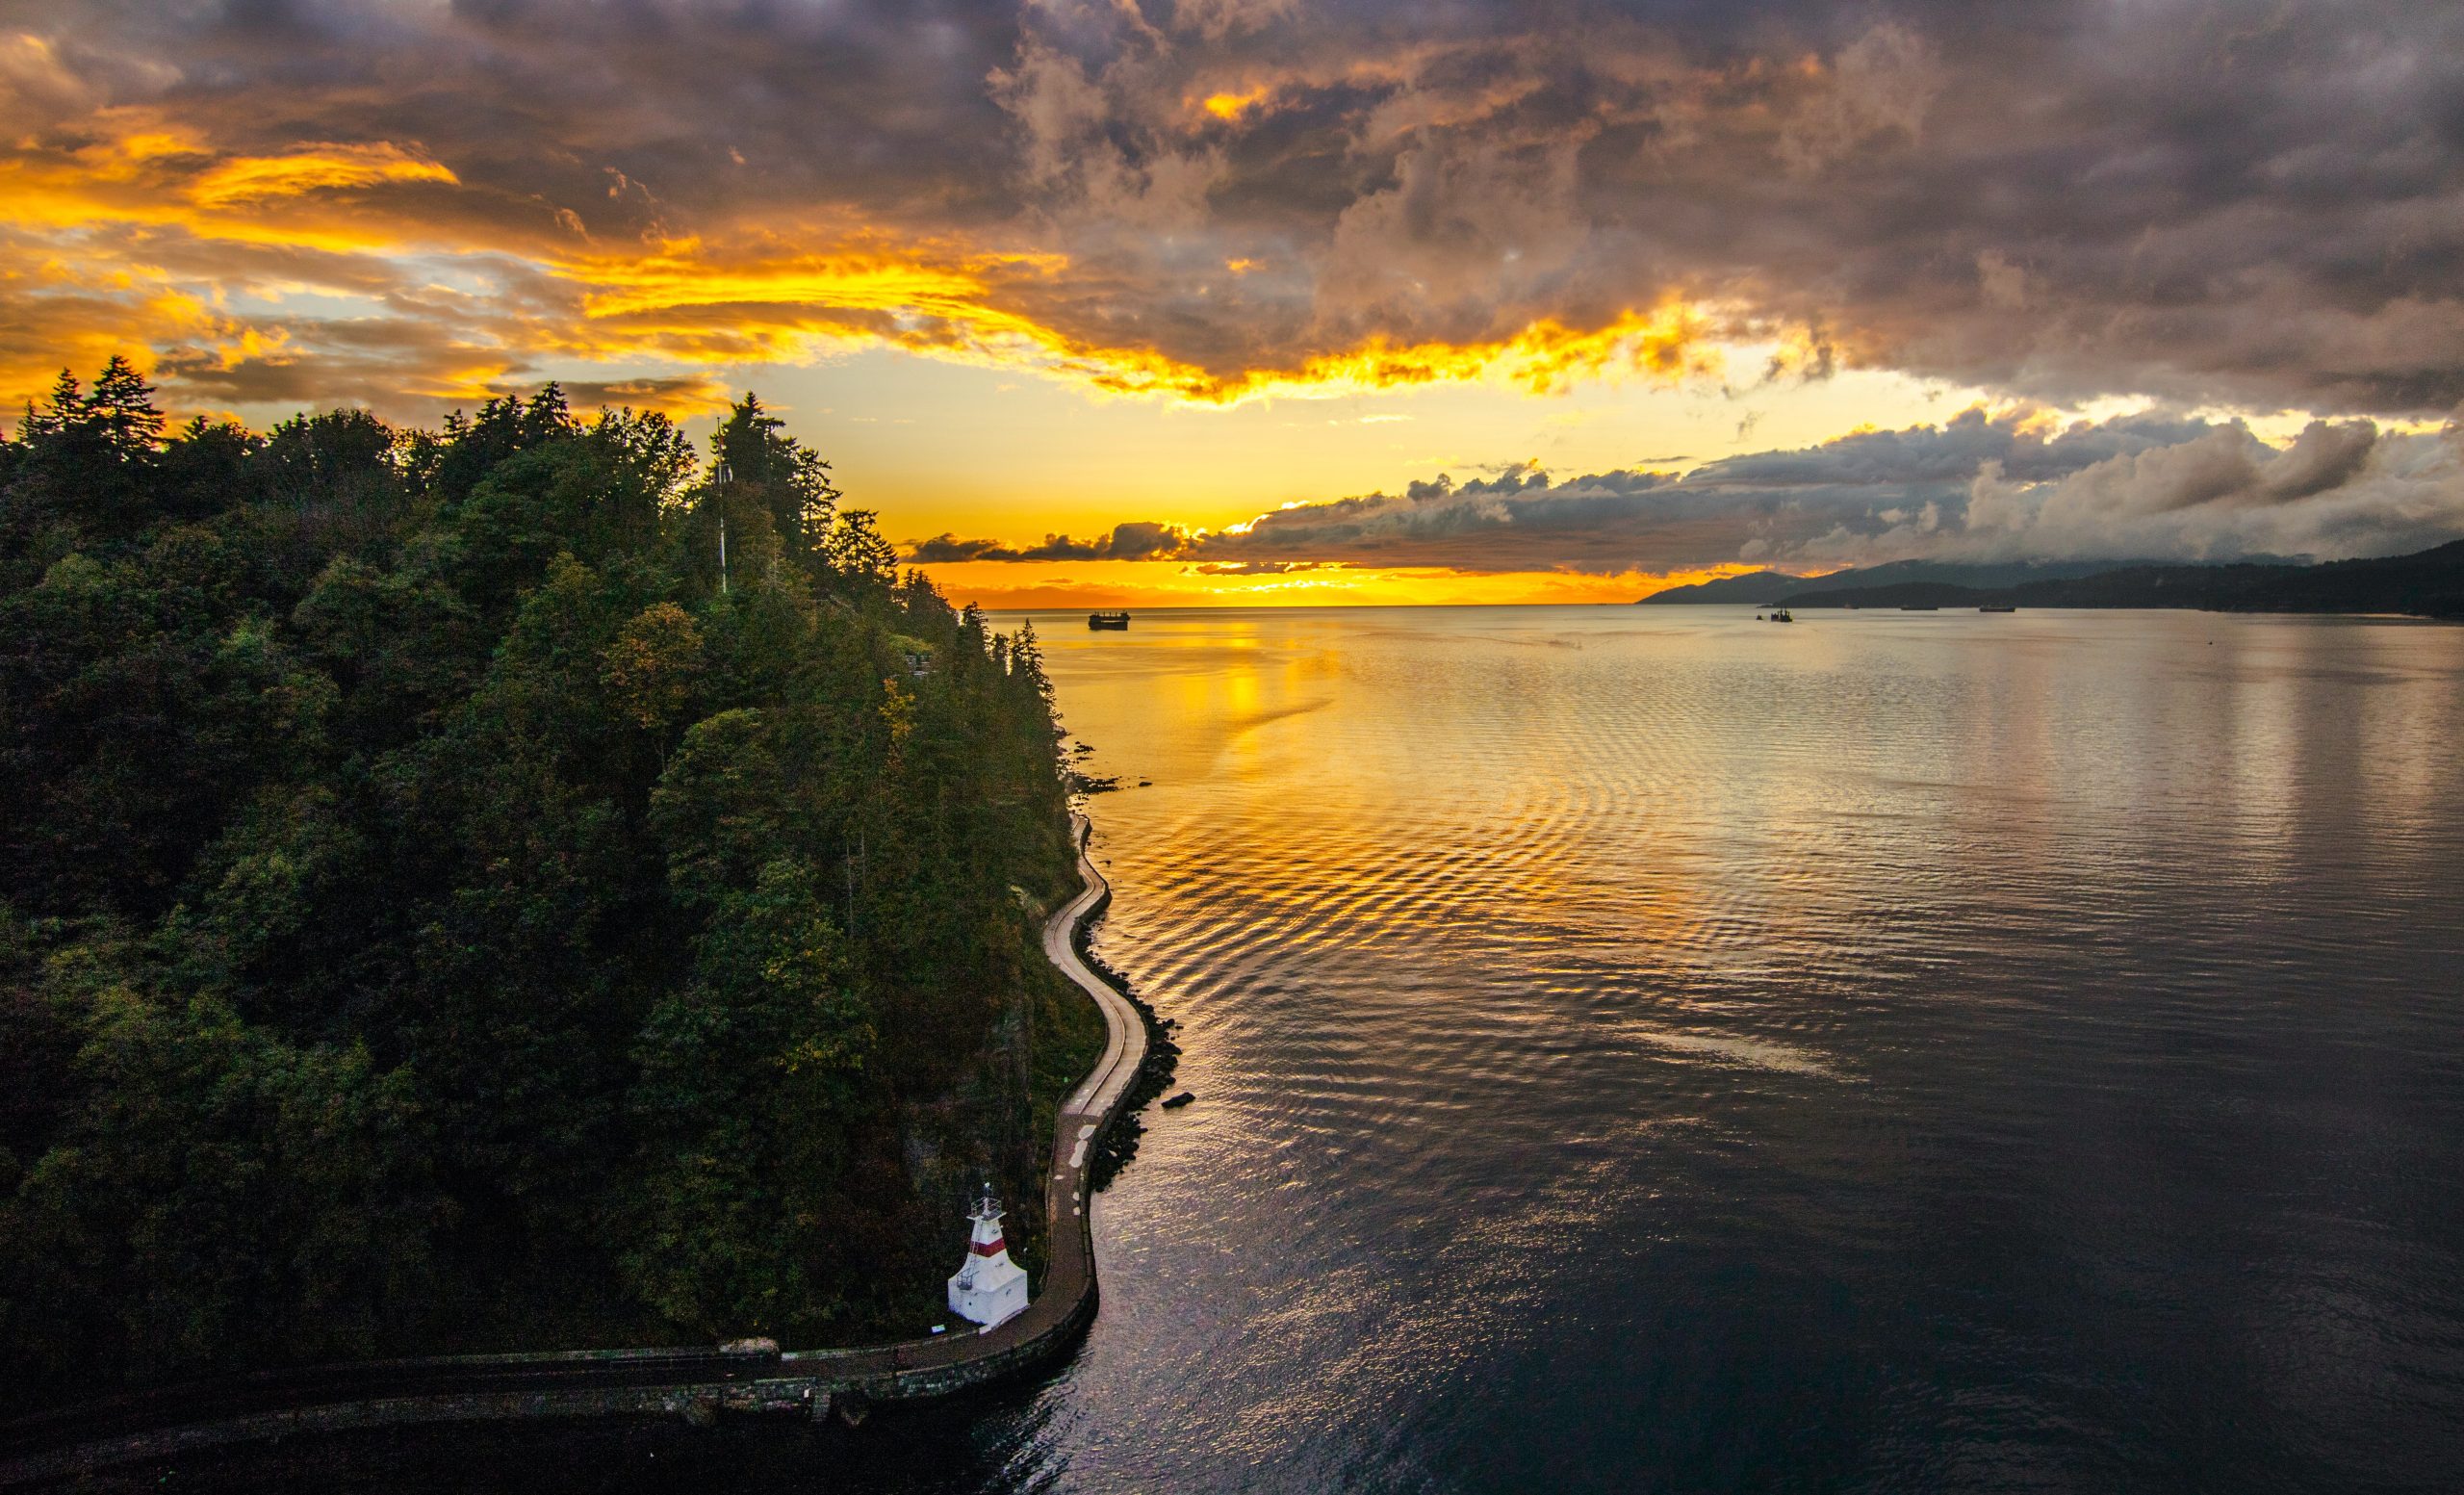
[971,1236,1006,1256]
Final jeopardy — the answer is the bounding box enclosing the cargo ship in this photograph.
[1088,610,1131,631]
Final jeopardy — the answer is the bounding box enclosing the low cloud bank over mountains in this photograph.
[910,409,2464,576]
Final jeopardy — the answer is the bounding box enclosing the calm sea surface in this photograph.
[926,606,2464,1493]
[176,606,2464,1493]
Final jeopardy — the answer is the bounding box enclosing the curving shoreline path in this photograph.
[0,812,1146,1485]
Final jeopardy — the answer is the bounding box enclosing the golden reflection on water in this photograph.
[1032,607,2460,1014]
[993,605,2464,1491]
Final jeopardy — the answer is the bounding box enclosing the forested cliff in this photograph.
[0,361,1097,1406]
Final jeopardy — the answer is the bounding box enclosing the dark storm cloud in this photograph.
[932,409,2464,574]
[904,521,1198,563]
[549,375,732,415]
[1187,560,1334,576]
[12,0,2464,417]
[30,0,1024,231]
[906,534,1014,564]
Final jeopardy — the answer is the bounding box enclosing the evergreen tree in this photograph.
[711,393,839,559]
[86,355,166,458]
[824,508,900,588]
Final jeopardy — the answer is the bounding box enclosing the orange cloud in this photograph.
[187,142,460,208]
[1197,85,1271,120]
[0,251,235,400]
[0,116,471,258]
[1267,303,1717,401]
[561,239,1041,322]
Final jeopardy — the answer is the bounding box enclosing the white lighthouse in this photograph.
[946,1187,1029,1330]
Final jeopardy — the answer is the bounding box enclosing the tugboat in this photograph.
[1769,607,1794,623]
[1088,610,1130,631]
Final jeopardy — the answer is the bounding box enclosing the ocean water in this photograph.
[920,606,2464,1493]
[138,606,2464,1493]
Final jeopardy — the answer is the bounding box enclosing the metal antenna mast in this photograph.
[714,458,732,594]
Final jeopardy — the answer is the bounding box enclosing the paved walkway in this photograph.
[794,810,1143,1377]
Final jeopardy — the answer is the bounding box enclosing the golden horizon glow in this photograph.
[914,559,1789,610]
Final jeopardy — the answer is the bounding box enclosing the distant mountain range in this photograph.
[1635,542,2464,618]
[1639,558,2152,605]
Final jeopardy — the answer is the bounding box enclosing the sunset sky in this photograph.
[6,0,2461,606]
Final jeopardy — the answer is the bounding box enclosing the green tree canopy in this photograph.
[0,355,1093,1405]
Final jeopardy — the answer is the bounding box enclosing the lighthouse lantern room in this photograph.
[946,1187,1029,1330]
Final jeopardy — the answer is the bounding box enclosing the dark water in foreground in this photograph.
[158,607,2464,1492]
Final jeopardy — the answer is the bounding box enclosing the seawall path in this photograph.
[0,812,1146,1485]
